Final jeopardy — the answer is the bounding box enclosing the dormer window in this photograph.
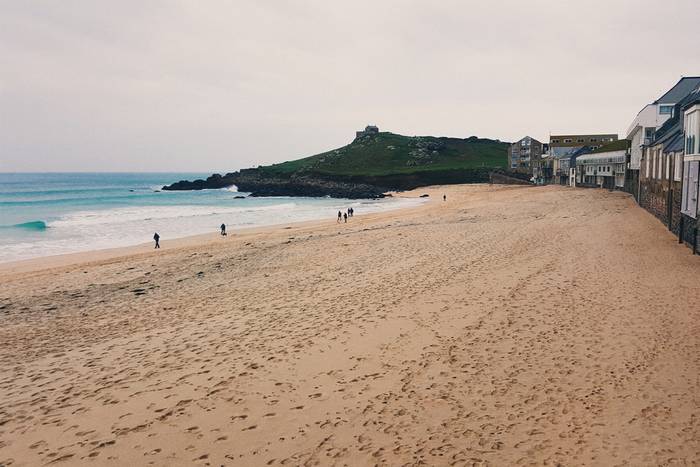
[659,105,674,115]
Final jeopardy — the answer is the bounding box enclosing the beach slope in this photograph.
[0,184,698,466]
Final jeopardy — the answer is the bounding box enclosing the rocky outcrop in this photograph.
[163,167,529,198]
[163,170,387,199]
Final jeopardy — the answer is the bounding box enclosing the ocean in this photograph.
[0,173,424,263]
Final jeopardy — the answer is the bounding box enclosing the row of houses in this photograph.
[508,76,700,253]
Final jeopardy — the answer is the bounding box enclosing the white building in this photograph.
[626,77,700,171]
[576,144,628,189]
[681,92,700,220]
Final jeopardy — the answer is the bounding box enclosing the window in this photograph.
[590,138,598,142]
[685,109,699,155]
[551,139,560,143]
[577,138,585,143]
[644,128,655,145]
[659,105,674,115]
[645,150,650,178]
[681,161,699,218]
[564,139,572,143]
[674,153,683,181]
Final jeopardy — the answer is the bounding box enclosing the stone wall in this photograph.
[639,177,683,234]
[679,214,699,252]
[624,169,639,201]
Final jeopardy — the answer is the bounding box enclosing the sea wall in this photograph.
[489,172,533,186]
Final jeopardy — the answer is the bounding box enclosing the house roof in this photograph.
[576,151,627,164]
[664,133,684,153]
[650,89,699,150]
[568,146,592,164]
[514,136,543,145]
[654,77,700,104]
[653,115,681,146]
[590,139,630,154]
[681,87,700,110]
[571,146,593,157]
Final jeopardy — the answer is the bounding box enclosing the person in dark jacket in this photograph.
[153,232,160,249]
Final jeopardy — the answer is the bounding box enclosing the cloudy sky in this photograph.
[1,0,699,172]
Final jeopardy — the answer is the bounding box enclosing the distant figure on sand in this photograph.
[343,212,348,223]
[337,211,342,223]
[348,207,354,217]
[153,232,160,249]
[220,223,227,236]
[443,194,446,202]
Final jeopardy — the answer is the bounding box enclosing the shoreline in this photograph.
[0,188,440,276]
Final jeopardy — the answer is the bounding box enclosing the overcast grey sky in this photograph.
[1,0,699,172]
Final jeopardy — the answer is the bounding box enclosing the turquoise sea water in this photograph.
[0,173,423,263]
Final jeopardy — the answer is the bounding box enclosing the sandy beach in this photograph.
[0,183,698,466]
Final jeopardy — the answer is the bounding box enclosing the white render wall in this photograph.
[626,104,671,170]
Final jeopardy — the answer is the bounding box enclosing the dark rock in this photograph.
[163,169,387,199]
[233,195,246,199]
[420,194,430,198]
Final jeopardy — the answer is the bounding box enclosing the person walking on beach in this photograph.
[220,223,227,236]
[443,194,446,202]
[153,232,160,249]
[337,211,342,223]
[343,212,348,223]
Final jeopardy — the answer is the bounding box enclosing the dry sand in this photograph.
[0,184,698,466]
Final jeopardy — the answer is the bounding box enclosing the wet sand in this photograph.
[0,184,698,466]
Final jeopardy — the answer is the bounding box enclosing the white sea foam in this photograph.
[1,196,426,263]
[49,203,297,228]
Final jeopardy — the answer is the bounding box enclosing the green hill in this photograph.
[260,132,508,177]
[163,131,512,197]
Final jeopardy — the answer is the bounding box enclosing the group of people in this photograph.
[337,207,355,223]
[152,195,451,249]
[152,223,228,249]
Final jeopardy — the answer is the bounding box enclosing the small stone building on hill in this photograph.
[355,125,379,139]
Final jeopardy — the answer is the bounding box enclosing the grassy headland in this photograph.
[260,132,508,177]
[164,132,511,197]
